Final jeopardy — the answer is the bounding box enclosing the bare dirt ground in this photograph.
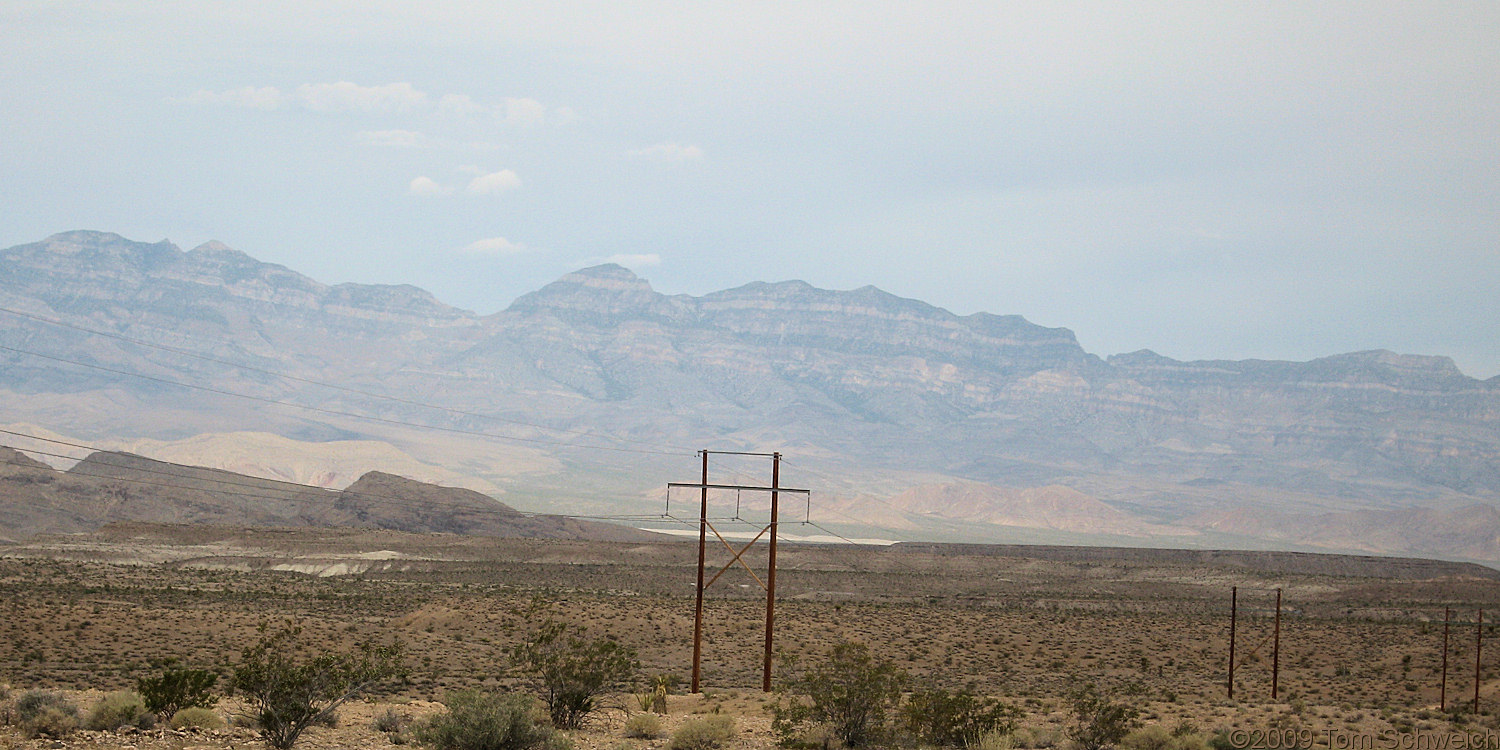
[4,523,1500,749]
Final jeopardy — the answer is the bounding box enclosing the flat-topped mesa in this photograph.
[505,263,693,324]
[698,279,1093,373]
[1313,350,1466,380]
[1110,347,1477,388]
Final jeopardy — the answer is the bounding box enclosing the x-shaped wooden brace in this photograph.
[702,519,770,592]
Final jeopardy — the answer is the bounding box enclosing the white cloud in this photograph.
[467,169,522,194]
[502,97,548,127]
[185,86,286,110]
[408,176,451,196]
[296,81,428,113]
[438,93,553,127]
[459,237,530,256]
[599,253,662,268]
[356,129,429,148]
[626,142,704,162]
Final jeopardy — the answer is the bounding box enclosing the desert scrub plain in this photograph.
[3,522,1500,749]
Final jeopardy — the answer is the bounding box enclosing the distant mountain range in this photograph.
[2,231,1497,563]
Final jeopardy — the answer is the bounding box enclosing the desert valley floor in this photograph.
[4,523,1500,749]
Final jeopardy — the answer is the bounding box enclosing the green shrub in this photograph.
[416,690,563,750]
[902,688,1020,747]
[1120,726,1175,750]
[1065,684,1141,750]
[624,712,663,738]
[138,664,219,718]
[669,715,736,750]
[87,690,155,731]
[22,705,79,739]
[232,621,406,750]
[170,706,226,731]
[511,621,638,729]
[16,690,75,724]
[1122,726,1209,750]
[773,641,907,748]
[17,690,79,739]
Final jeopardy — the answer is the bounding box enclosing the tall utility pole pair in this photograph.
[671,450,809,693]
[1226,586,1281,700]
[1438,607,1486,714]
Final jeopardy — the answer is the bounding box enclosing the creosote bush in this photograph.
[902,688,1021,748]
[1066,684,1141,750]
[16,690,79,739]
[623,712,663,738]
[86,690,155,731]
[773,641,907,748]
[511,620,638,729]
[416,690,569,750]
[233,620,405,750]
[170,706,226,731]
[669,714,736,750]
[138,663,219,719]
[1120,725,1211,750]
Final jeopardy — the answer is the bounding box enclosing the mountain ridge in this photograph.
[3,230,1497,563]
[0,446,659,542]
[8,231,1483,381]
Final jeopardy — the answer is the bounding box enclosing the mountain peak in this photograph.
[505,262,685,323]
[189,239,240,256]
[571,263,643,281]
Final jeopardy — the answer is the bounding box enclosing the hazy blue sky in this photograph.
[3,2,1497,376]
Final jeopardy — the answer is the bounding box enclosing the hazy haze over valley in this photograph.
[2,230,1497,564]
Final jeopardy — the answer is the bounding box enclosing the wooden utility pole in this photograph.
[762,452,780,692]
[1228,586,1237,699]
[691,450,708,694]
[1442,607,1450,711]
[1272,588,1282,701]
[676,451,809,694]
[1477,609,1484,714]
